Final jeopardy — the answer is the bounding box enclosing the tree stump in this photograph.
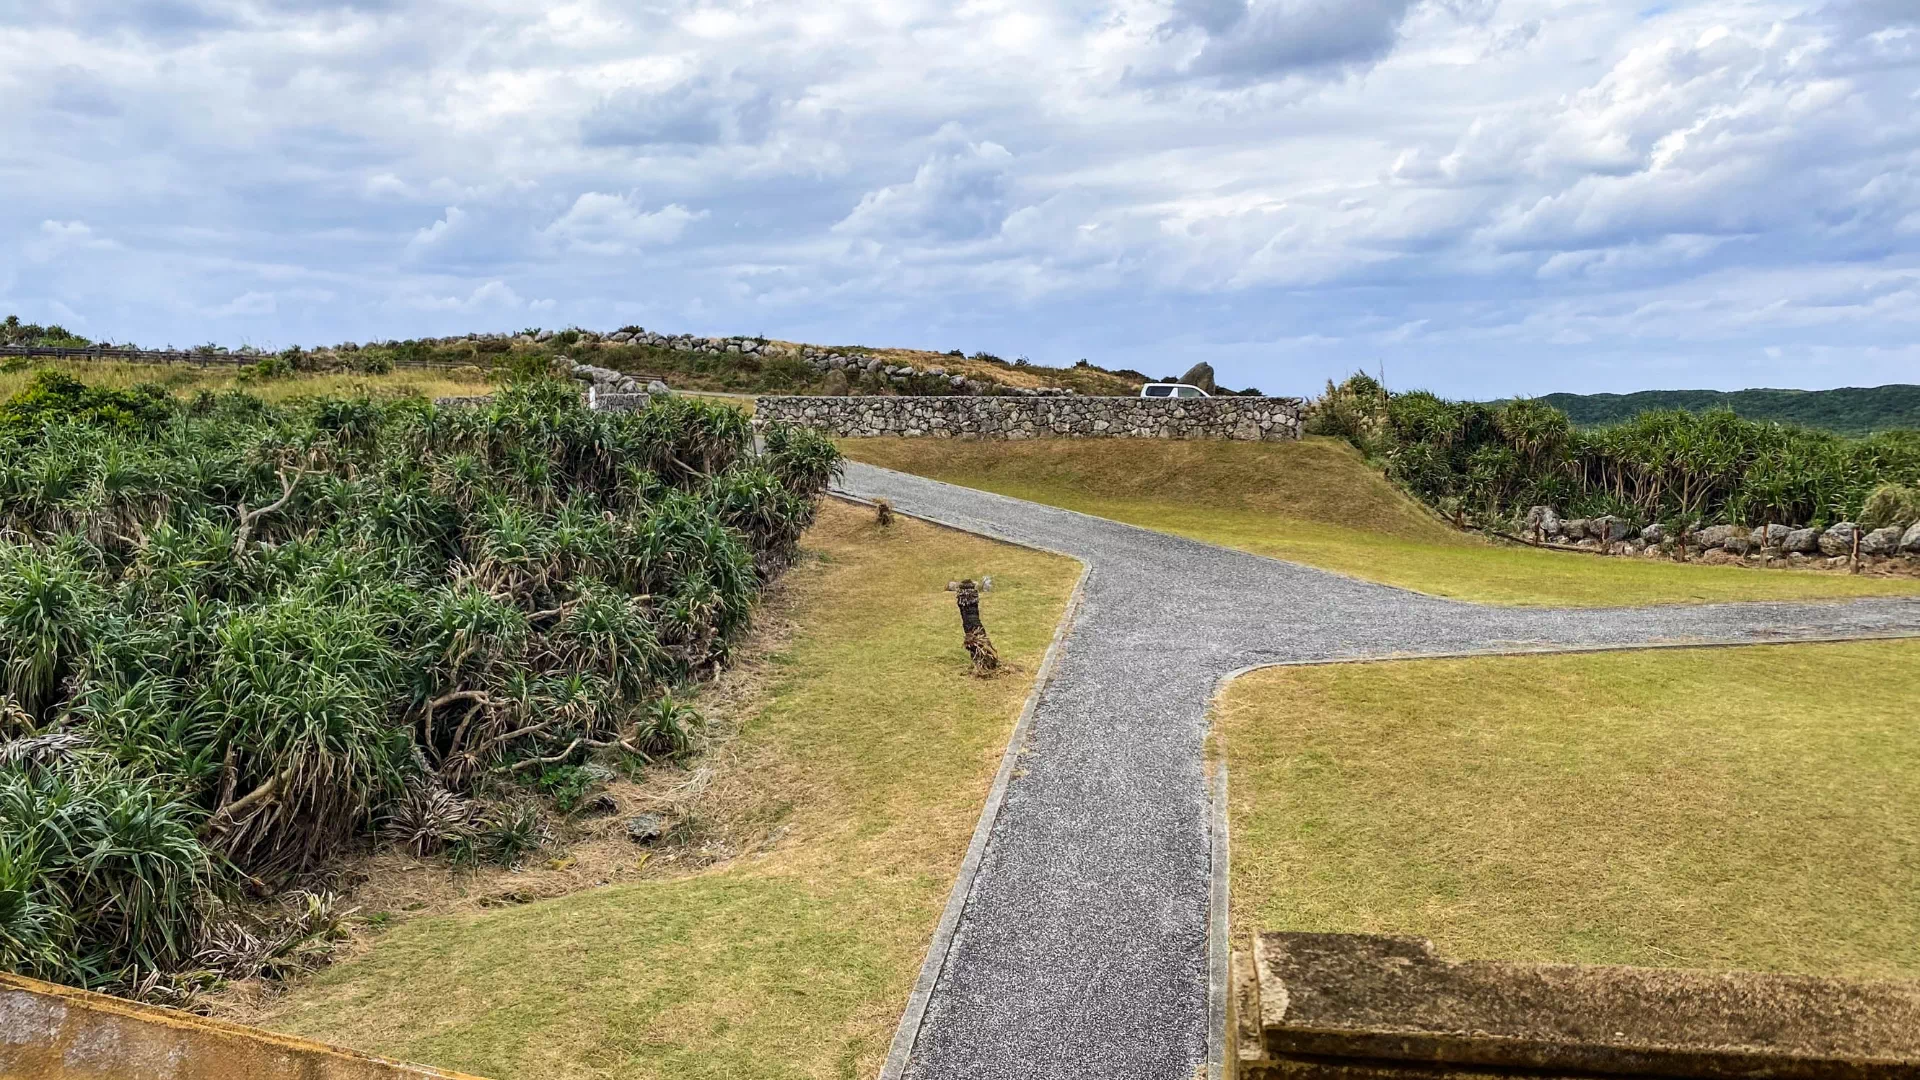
[954,579,999,676]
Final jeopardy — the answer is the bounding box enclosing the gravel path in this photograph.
[837,462,1920,1080]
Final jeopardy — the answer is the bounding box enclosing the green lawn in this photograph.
[1216,640,1920,980]
[840,437,1920,607]
[260,500,1079,1080]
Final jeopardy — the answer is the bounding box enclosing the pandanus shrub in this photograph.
[0,373,839,990]
[1362,386,1920,531]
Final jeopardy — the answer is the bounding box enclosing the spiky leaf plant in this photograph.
[0,372,837,992]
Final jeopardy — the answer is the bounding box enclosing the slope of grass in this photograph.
[259,500,1079,1080]
[1216,640,1920,980]
[840,437,1920,607]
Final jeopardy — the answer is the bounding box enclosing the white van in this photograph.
[1140,383,1210,399]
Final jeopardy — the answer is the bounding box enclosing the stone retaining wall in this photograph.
[0,973,488,1079]
[754,395,1303,441]
[1520,507,1920,567]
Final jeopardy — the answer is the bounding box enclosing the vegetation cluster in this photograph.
[1535,384,1920,438]
[1310,373,1920,531]
[1,315,94,349]
[0,371,839,996]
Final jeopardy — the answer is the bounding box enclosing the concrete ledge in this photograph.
[1242,933,1920,1080]
[0,973,490,1080]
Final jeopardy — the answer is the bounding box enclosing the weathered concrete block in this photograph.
[1242,932,1920,1080]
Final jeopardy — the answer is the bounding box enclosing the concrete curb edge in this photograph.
[1207,757,1232,1080]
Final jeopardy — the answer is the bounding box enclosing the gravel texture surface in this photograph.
[837,462,1920,1080]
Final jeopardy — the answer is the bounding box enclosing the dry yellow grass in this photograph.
[0,360,491,403]
[840,437,1920,606]
[1216,640,1920,979]
[257,500,1079,1080]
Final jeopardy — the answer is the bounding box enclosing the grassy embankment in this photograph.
[1215,640,1920,979]
[261,500,1078,1080]
[840,437,1920,607]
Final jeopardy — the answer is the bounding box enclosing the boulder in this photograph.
[625,814,665,844]
[610,331,634,343]
[1562,518,1589,541]
[1590,515,1633,542]
[1179,362,1217,394]
[1524,506,1563,538]
[1640,523,1667,546]
[1722,534,1753,556]
[1692,524,1737,549]
[1861,526,1904,557]
[1818,522,1859,557]
[646,380,671,395]
[1904,522,1920,554]
[1782,528,1821,554]
[1750,524,1790,549]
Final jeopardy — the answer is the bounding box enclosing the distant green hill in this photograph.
[1531,385,1920,437]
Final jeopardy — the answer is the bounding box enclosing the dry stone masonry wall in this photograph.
[1520,506,1920,570]
[754,394,1303,441]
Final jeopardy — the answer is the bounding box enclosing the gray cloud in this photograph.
[582,77,777,148]
[836,133,1016,243]
[3,0,1919,397]
[1172,0,1421,80]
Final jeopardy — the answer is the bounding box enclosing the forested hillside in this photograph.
[1535,385,1920,437]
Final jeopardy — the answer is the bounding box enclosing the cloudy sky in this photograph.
[2,0,1916,397]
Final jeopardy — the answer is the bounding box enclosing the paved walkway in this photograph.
[837,462,1920,1080]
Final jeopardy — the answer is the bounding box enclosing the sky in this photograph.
[2,0,1917,399]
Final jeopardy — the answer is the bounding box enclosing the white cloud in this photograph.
[213,291,277,317]
[403,279,549,314]
[835,134,1016,243]
[407,206,467,254]
[25,219,115,262]
[541,193,704,255]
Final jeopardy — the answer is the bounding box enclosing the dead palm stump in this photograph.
[954,579,999,676]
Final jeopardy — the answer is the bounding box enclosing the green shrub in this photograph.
[0,374,839,989]
[0,745,212,986]
[1860,483,1920,530]
[1304,372,1389,448]
[1369,390,1920,529]
[0,370,174,437]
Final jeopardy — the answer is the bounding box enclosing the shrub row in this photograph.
[1310,374,1920,530]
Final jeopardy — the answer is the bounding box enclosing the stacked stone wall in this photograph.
[754,395,1303,441]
